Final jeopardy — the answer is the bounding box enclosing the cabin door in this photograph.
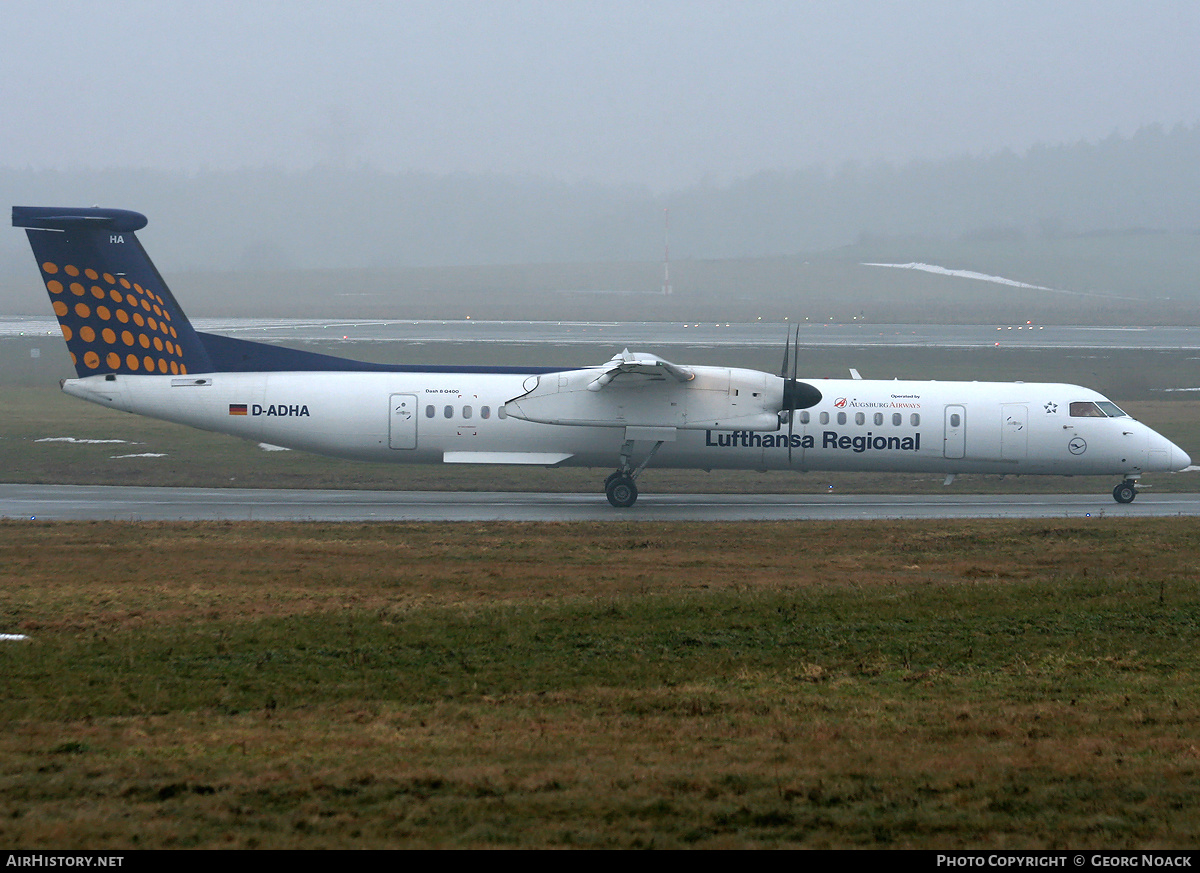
[389,394,418,449]
[944,405,966,459]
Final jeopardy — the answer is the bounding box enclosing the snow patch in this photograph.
[109,453,168,459]
[1,634,29,642]
[863,263,1055,291]
[36,437,133,444]
[258,443,291,452]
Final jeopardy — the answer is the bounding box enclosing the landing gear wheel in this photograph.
[605,475,638,508]
[604,470,622,489]
[1113,481,1137,504]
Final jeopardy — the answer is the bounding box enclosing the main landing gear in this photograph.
[604,439,665,508]
[1112,478,1139,504]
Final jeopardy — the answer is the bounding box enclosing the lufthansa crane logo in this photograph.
[1068,437,1087,455]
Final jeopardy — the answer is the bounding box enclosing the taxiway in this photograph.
[3,484,1199,522]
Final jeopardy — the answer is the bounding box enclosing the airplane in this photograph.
[12,205,1191,507]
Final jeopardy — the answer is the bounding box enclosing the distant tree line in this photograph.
[3,123,1199,270]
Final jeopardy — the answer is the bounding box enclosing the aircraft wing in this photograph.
[587,349,695,392]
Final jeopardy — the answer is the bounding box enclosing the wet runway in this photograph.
[4,484,1199,522]
[5,317,1200,350]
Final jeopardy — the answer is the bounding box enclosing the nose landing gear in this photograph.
[1112,478,1138,504]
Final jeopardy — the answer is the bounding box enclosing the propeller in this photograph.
[778,325,822,463]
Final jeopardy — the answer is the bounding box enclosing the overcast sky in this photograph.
[3,0,1197,190]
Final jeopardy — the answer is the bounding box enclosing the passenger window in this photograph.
[463,405,472,419]
[874,413,883,426]
[837,412,847,425]
[444,405,453,419]
[855,412,865,426]
[892,413,902,426]
[1070,401,1105,417]
[425,405,435,418]
[498,407,508,419]
[799,411,810,424]
[481,406,491,419]
[819,412,829,425]
[911,414,920,426]
[950,413,961,427]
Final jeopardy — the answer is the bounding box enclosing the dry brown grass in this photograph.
[2,519,1199,848]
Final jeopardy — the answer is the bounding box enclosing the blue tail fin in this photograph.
[13,206,215,377]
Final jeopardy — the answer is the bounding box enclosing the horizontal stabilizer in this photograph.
[13,207,148,232]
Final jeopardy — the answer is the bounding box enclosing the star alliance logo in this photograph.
[1044,402,1058,414]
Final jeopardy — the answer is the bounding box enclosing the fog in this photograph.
[3,2,1200,279]
[5,1,1197,187]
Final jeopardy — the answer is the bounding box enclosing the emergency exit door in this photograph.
[389,394,418,449]
[944,405,966,459]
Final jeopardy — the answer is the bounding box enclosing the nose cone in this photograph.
[1148,430,1192,472]
[1173,443,1192,471]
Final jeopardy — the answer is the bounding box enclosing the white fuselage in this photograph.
[62,369,1189,479]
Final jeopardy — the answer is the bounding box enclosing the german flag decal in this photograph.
[229,403,248,416]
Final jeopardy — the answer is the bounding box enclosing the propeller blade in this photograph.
[788,325,797,463]
[791,324,799,384]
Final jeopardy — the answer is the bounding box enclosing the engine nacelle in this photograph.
[504,365,784,431]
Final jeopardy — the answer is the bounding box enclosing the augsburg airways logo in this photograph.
[834,396,922,409]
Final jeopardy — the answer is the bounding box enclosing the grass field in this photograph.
[2,519,1199,848]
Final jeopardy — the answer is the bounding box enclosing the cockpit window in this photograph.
[1096,401,1128,418]
[1069,401,1106,417]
